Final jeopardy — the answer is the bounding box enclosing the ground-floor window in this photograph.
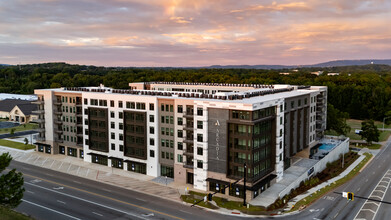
[161,165,174,178]
[38,145,44,152]
[209,182,226,194]
[79,150,84,159]
[67,147,77,157]
[92,155,108,166]
[59,146,65,154]
[44,146,51,154]
[128,161,146,174]
[111,158,123,169]
[229,186,244,198]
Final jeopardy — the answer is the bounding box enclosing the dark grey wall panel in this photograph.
[208,108,229,174]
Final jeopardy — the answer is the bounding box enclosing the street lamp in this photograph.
[383,116,391,131]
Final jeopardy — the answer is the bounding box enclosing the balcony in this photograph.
[54,129,63,134]
[183,114,194,118]
[35,128,45,133]
[53,101,62,106]
[54,111,62,115]
[76,102,82,107]
[32,100,44,105]
[183,126,194,131]
[36,137,45,142]
[32,110,45,115]
[183,151,194,156]
[76,142,83,147]
[54,120,63,125]
[183,164,194,169]
[55,138,64,143]
[32,118,45,123]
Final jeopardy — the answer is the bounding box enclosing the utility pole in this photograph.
[243,162,247,206]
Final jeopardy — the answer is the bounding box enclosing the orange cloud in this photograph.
[231,1,310,13]
[163,33,222,44]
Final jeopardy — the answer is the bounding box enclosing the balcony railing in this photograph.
[32,118,45,123]
[32,110,45,114]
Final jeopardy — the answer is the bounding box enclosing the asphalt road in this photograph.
[10,161,242,220]
[275,138,391,220]
[8,137,391,220]
[0,130,38,139]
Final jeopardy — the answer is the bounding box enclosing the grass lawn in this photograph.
[350,143,382,150]
[327,119,391,142]
[0,206,34,220]
[0,123,38,134]
[291,152,372,212]
[181,191,268,214]
[0,139,35,150]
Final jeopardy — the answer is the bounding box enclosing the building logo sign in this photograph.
[215,120,220,160]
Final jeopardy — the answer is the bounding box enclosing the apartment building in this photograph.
[34,82,327,200]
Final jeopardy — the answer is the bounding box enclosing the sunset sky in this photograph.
[1,0,391,67]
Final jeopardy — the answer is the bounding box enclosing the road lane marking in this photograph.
[42,158,48,166]
[86,168,90,177]
[76,166,80,175]
[102,188,112,192]
[354,169,391,220]
[58,162,64,170]
[26,190,35,194]
[93,212,103,216]
[357,187,360,191]
[33,156,40,164]
[73,181,81,184]
[180,210,192,215]
[135,198,147,202]
[50,160,55,168]
[57,200,66,204]
[22,199,81,220]
[67,164,72,172]
[25,181,167,220]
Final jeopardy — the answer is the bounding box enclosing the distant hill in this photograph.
[206,59,391,69]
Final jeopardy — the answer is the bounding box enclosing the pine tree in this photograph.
[0,153,25,208]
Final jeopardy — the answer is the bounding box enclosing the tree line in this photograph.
[2,62,391,122]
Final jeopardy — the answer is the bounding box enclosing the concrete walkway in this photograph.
[0,145,187,204]
[283,150,368,211]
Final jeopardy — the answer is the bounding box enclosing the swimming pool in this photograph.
[318,144,335,151]
[0,121,18,129]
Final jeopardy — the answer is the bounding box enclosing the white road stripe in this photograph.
[22,199,81,220]
[57,200,66,204]
[93,212,103,216]
[26,182,148,220]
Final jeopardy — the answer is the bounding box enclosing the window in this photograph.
[197,160,203,169]
[170,153,174,160]
[149,126,154,134]
[178,130,183,138]
[280,141,282,149]
[197,147,203,155]
[119,123,123,130]
[177,154,183,163]
[165,116,169,124]
[119,134,123,141]
[197,134,203,142]
[197,121,203,129]
[84,98,88,104]
[119,145,124,152]
[177,105,183,113]
[111,122,115,129]
[197,108,203,116]
[177,117,183,125]
[119,112,123,119]
[170,128,174,136]
[161,116,165,123]
[298,99,301,107]
[150,150,155,158]
[149,103,154,111]
[291,101,294,108]
[161,127,165,135]
[150,138,155,145]
[280,117,283,125]
[111,132,115,139]
[161,104,164,111]
[170,116,174,124]
[170,105,174,112]
[118,101,123,108]
[304,98,307,105]
[178,142,183,150]
[111,143,115,150]
[136,102,145,110]
[280,129,283,137]
[110,100,114,107]
[110,111,114,118]
[149,115,154,122]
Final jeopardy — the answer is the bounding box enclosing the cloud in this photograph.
[0,0,390,66]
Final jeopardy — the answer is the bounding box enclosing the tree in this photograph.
[326,103,351,135]
[360,120,380,145]
[10,128,15,136]
[24,137,28,145]
[0,153,25,208]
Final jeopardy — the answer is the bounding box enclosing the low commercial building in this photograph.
[34,82,327,200]
[0,99,38,123]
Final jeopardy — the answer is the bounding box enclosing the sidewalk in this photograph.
[283,150,368,211]
[0,145,186,204]
[0,143,377,217]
